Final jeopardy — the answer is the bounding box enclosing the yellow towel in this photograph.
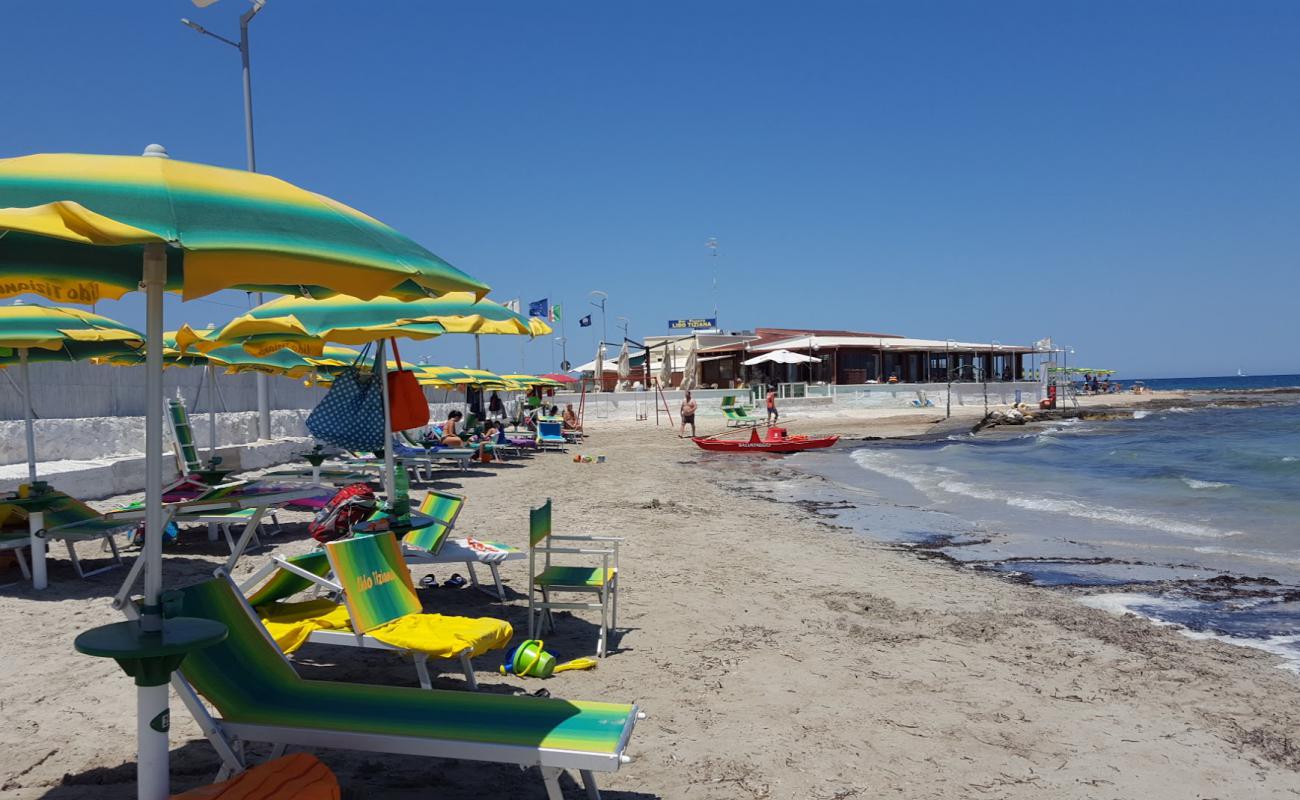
[258,599,351,654]
[258,599,511,660]
[367,614,513,660]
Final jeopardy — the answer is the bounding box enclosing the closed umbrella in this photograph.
[0,301,144,482]
[657,346,672,389]
[616,341,631,390]
[0,148,488,800]
[680,339,699,392]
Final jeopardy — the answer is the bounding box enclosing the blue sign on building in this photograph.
[668,318,717,330]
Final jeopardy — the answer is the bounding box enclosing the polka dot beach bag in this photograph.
[306,347,385,452]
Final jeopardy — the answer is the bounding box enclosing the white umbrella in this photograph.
[616,341,630,390]
[657,347,672,388]
[742,349,822,366]
[680,339,699,392]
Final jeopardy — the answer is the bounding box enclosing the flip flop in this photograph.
[418,574,438,589]
[443,573,467,589]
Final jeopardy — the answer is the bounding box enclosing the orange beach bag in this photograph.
[386,338,429,432]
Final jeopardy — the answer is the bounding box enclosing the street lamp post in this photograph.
[182,0,272,440]
[555,336,568,372]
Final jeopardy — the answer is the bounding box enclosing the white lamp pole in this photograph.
[182,0,272,440]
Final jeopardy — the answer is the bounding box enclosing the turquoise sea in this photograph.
[780,380,1300,667]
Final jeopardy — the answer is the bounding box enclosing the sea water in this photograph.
[785,390,1300,667]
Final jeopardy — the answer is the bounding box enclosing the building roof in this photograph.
[751,334,1036,353]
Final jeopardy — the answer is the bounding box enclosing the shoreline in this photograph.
[3,402,1300,797]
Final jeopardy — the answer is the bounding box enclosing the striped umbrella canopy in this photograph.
[182,292,545,357]
[0,148,491,799]
[101,331,319,377]
[501,373,553,387]
[0,301,144,482]
[0,152,488,303]
[541,373,579,384]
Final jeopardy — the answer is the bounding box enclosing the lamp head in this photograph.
[181,18,207,33]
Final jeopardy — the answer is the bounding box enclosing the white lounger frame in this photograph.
[123,576,642,800]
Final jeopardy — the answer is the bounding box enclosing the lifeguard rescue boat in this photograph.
[692,427,839,454]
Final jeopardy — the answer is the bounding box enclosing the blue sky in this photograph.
[4,1,1299,378]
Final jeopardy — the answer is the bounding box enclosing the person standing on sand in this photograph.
[766,386,778,424]
[679,391,698,438]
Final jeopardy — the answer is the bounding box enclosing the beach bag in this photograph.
[308,483,377,543]
[386,338,429,432]
[306,346,385,452]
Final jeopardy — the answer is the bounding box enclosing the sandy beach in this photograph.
[4,395,1300,799]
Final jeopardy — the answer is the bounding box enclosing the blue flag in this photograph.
[579,314,592,327]
[528,298,549,318]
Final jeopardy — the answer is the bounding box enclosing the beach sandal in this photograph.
[418,574,438,589]
[443,573,467,589]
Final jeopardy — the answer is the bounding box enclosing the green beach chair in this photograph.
[396,491,524,602]
[239,533,512,690]
[529,499,622,658]
[0,490,128,584]
[153,574,642,797]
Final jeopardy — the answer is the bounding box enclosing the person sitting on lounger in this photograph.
[562,403,582,433]
[441,410,465,447]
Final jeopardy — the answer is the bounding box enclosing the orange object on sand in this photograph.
[170,753,339,800]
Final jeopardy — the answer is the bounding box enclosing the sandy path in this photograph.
[2,399,1298,798]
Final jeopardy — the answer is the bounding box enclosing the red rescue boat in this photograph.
[692,427,839,454]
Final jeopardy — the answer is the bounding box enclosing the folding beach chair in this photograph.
[239,533,512,690]
[528,499,622,658]
[396,491,525,602]
[0,490,128,584]
[149,575,642,799]
[536,420,567,452]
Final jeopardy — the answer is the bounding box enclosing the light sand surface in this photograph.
[3,395,1299,799]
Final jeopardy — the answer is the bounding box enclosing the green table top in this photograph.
[75,618,228,661]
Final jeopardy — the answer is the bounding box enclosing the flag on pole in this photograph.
[502,298,521,314]
[551,303,562,323]
[528,298,549,318]
[579,314,592,328]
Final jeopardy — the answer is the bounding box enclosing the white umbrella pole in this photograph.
[19,347,36,483]
[377,340,395,500]
[207,364,218,460]
[139,242,169,800]
[19,348,47,591]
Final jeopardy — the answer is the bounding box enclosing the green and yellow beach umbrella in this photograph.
[0,147,490,800]
[179,292,546,357]
[0,152,488,303]
[0,301,145,482]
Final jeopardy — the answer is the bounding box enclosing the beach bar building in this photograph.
[644,328,1036,390]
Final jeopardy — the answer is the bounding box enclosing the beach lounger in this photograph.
[151,574,642,798]
[529,499,622,658]
[536,420,567,452]
[239,533,512,690]
[395,491,525,602]
[0,489,128,585]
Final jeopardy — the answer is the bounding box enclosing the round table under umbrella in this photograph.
[0,147,488,800]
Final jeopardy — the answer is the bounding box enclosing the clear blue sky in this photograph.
[4,1,1299,378]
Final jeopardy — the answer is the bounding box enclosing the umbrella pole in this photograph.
[377,340,395,500]
[207,364,218,461]
[18,347,48,591]
[139,242,169,800]
[18,347,36,482]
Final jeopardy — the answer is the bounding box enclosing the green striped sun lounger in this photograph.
[0,491,128,585]
[240,536,510,690]
[158,574,643,798]
[393,491,524,602]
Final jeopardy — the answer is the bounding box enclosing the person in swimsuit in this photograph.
[679,391,698,438]
[766,387,778,423]
[441,410,465,447]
